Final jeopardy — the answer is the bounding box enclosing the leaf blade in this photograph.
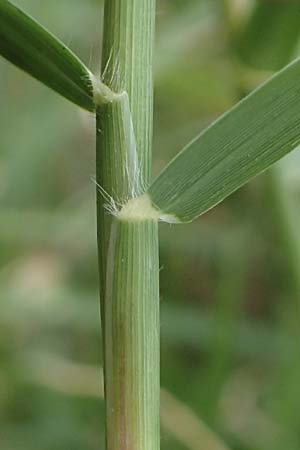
[0,0,94,111]
[148,58,300,223]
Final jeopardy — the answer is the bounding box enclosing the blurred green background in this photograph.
[1,1,300,449]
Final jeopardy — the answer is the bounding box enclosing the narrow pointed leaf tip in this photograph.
[0,0,94,111]
[147,58,300,223]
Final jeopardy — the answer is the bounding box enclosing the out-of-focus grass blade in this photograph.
[155,0,215,77]
[148,58,300,223]
[0,0,94,111]
[23,352,231,450]
[237,2,300,71]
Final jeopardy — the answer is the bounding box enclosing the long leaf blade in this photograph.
[0,0,94,111]
[148,58,300,223]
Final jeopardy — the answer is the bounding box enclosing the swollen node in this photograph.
[117,194,160,222]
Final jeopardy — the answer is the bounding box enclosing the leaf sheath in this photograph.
[104,218,160,450]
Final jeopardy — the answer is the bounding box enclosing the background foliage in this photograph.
[1,1,300,449]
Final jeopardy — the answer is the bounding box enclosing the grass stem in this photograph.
[96,1,159,449]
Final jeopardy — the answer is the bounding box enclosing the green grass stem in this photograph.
[96,1,159,449]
